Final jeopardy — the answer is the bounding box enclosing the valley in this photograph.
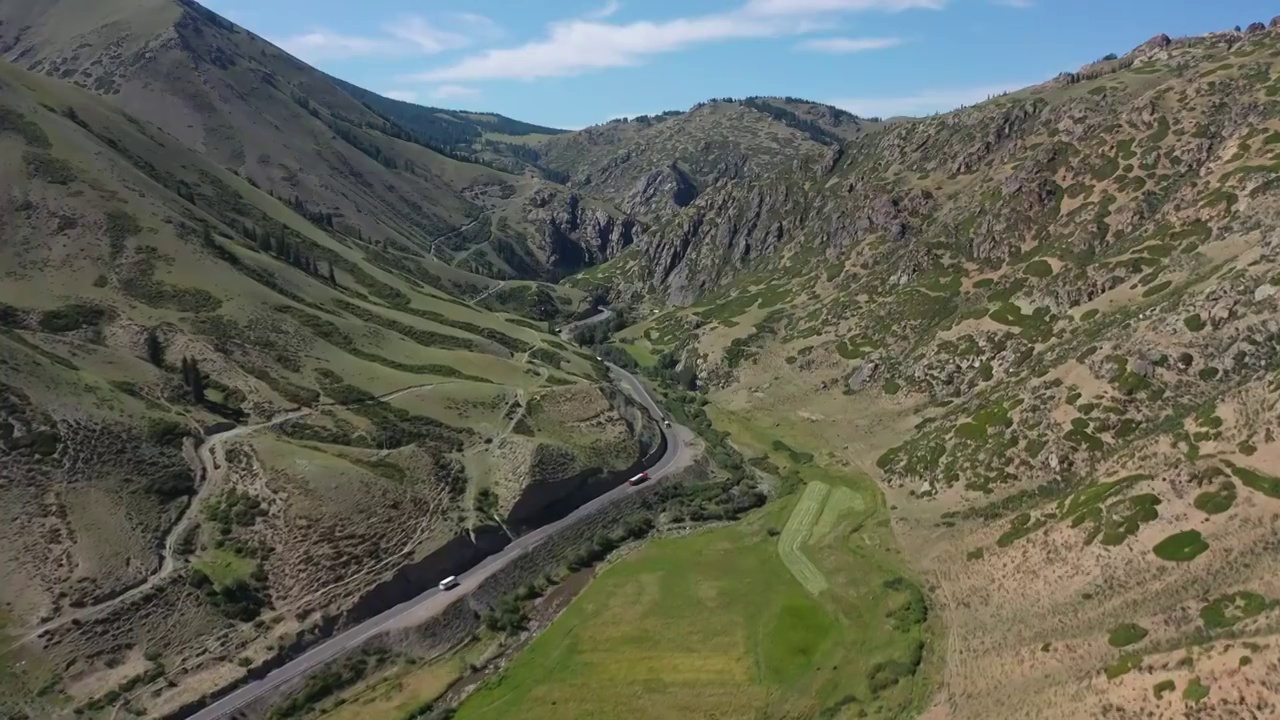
[3,2,1280,720]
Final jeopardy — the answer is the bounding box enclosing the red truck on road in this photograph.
[627,471,650,486]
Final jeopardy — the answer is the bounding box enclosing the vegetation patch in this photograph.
[1107,623,1149,648]
[1182,677,1209,704]
[38,303,110,332]
[1153,679,1175,700]
[1193,481,1236,515]
[24,150,76,184]
[1230,465,1280,498]
[1104,653,1142,680]
[997,512,1047,548]
[1022,259,1054,279]
[1183,313,1205,332]
[1199,591,1277,631]
[1152,530,1209,562]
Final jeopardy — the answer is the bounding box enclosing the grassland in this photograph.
[455,417,934,720]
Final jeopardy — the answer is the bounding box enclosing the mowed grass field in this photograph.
[454,427,935,720]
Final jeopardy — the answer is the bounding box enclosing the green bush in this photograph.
[1022,260,1054,279]
[1230,465,1280,498]
[1104,653,1142,679]
[1152,530,1209,562]
[1182,677,1209,703]
[1107,623,1149,648]
[39,303,109,332]
[144,417,190,448]
[1183,313,1205,332]
[1199,591,1276,630]
[1193,481,1236,515]
[24,150,76,184]
[1152,679,1175,699]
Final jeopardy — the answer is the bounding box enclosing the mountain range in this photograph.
[4,1,1280,719]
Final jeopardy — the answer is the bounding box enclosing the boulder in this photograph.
[847,359,880,392]
[1271,16,1280,28]
[1141,33,1172,50]
[1132,358,1155,378]
[1246,22,1267,34]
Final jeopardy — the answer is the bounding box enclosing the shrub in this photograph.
[39,303,109,332]
[1182,677,1209,703]
[1022,259,1054,279]
[1152,530,1209,562]
[1199,591,1276,630]
[1193,481,1236,515]
[24,150,76,184]
[1104,653,1142,679]
[1183,313,1205,332]
[1107,623,1149,648]
[1152,679,1175,699]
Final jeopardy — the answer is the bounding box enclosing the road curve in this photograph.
[184,362,688,720]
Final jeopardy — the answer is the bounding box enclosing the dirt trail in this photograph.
[429,214,486,260]
[7,384,446,649]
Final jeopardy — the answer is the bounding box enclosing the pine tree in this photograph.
[200,223,214,248]
[145,330,165,368]
[182,357,206,404]
[328,262,337,285]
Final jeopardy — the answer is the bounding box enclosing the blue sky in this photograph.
[201,0,1278,129]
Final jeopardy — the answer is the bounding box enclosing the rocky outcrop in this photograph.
[524,187,640,275]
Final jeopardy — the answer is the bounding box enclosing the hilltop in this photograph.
[537,97,881,227]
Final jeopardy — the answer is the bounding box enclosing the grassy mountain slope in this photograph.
[0,50,657,720]
[577,25,1280,720]
[330,78,568,177]
[0,0,634,282]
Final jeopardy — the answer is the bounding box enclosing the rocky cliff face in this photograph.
[521,187,639,276]
[587,28,1280,309]
[538,99,882,233]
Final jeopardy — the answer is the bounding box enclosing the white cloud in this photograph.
[383,90,418,102]
[450,12,504,40]
[387,17,469,54]
[797,36,903,53]
[991,0,1034,7]
[277,30,398,61]
[588,0,624,20]
[409,0,943,82]
[744,0,944,14]
[275,15,481,63]
[430,84,481,101]
[827,82,1027,118]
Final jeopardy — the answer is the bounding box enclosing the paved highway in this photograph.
[185,357,687,720]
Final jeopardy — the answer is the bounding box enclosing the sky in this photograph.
[200,0,1279,130]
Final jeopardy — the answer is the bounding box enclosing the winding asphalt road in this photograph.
[186,354,688,720]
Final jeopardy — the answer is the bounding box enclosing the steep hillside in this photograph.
[0,52,657,720]
[584,23,1280,720]
[331,77,568,177]
[0,0,629,281]
[538,98,882,228]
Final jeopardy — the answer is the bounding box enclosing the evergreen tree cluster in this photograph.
[180,356,205,404]
[238,219,339,284]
